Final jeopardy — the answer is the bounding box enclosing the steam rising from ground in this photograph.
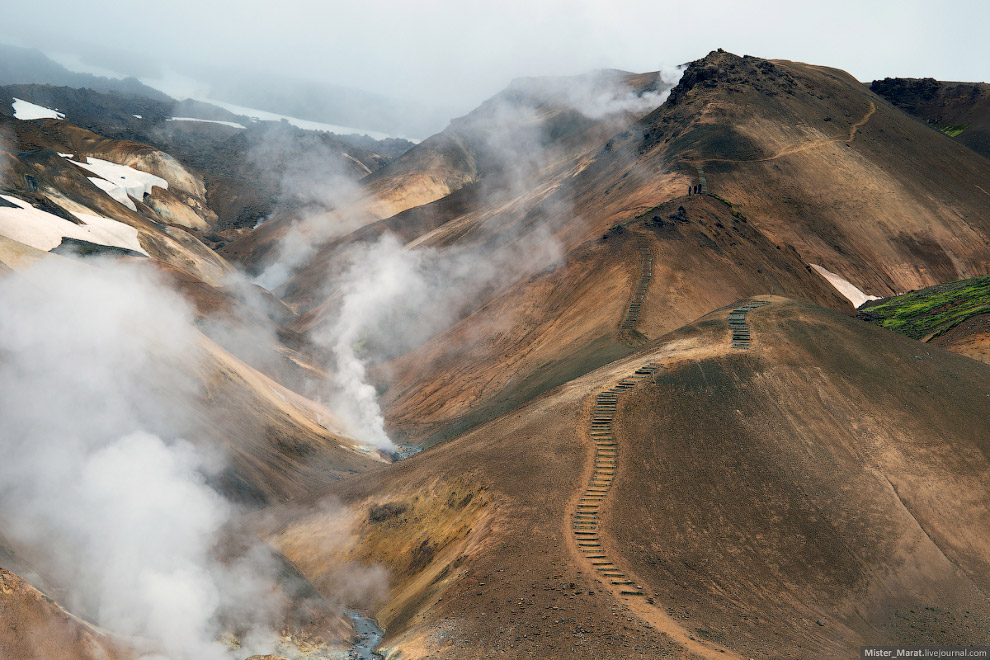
[280,67,684,449]
[250,130,371,291]
[0,258,287,659]
[312,230,562,450]
[564,65,684,119]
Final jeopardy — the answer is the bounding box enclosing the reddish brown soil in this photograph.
[930,312,990,364]
[263,297,990,659]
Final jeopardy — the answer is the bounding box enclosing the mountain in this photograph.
[0,84,414,233]
[871,76,990,160]
[248,50,990,447]
[2,46,990,660]
[0,43,173,101]
[219,68,672,302]
[262,297,990,659]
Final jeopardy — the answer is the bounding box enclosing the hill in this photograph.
[0,42,171,101]
[1,83,413,233]
[376,193,848,445]
[629,51,990,297]
[858,274,990,364]
[221,68,674,301]
[262,297,990,659]
[871,77,990,160]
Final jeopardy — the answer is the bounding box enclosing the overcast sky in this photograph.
[2,0,986,116]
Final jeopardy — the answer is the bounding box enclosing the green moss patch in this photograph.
[937,123,968,137]
[857,275,990,340]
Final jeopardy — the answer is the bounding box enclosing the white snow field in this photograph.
[810,263,881,308]
[0,195,148,255]
[64,157,168,212]
[200,98,410,141]
[11,98,64,120]
[166,117,246,130]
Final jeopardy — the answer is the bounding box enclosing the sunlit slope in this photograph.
[1,116,233,285]
[265,296,990,659]
[0,568,131,660]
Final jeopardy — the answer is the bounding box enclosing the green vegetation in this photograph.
[710,193,733,207]
[858,275,990,340]
[937,123,968,137]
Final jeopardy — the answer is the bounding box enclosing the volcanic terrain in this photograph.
[0,46,988,660]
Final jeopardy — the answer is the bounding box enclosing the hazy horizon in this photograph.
[1,0,986,134]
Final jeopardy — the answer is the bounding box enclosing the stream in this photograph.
[343,609,385,660]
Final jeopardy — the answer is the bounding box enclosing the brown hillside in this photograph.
[929,312,990,364]
[631,51,990,297]
[871,77,990,160]
[0,568,131,660]
[224,70,669,307]
[263,296,990,659]
[256,53,990,448]
[379,194,849,445]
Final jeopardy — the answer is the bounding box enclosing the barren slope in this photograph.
[609,298,990,658]
[262,296,990,659]
[871,77,990,160]
[380,194,848,445]
[630,50,990,296]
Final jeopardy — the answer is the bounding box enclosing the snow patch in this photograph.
[810,264,880,308]
[11,98,64,120]
[166,117,246,130]
[200,98,416,142]
[58,152,74,158]
[0,195,148,255]
[65,157,168,212]
[341,153,372,175]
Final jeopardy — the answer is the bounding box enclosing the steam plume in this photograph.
[0,257,285,659]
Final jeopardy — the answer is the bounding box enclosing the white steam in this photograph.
[257,66,683,451]
[250,129,373,291]
[565,65,684,119]
[312,229,563,451]
[0,257,289,659]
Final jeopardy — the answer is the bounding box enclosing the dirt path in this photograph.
[700,100,877,166]
[848,101,877,143]
[565,363,744,659]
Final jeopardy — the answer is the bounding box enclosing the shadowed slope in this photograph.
[609,298,990,658]
[871,77,990,160]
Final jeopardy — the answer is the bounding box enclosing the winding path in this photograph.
[571,362,661,597]
[699,100,877,166]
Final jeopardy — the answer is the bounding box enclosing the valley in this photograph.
[0,41,988,660]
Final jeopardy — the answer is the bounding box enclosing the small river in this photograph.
[343,609,385,660]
